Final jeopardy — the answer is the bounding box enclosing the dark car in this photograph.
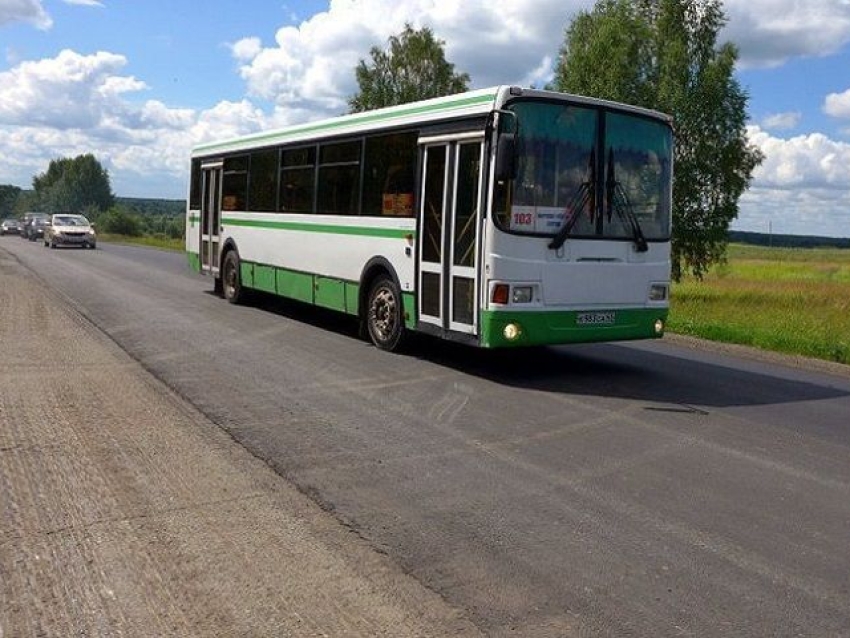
[1,218,20,235]
[25,213,50,241]
[19,212,36,237]
[19,212,48,239]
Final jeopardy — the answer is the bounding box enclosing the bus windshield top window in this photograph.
[494,101,671,241]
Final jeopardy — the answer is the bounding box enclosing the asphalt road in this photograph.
[0,246,483,637]
[4,237,850,637]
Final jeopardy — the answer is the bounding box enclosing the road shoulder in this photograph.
[663,332,850,379]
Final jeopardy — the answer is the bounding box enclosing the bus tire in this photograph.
[222,250,244,304]
[366,275,405,352]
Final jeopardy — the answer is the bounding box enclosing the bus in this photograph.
[186,86,673,352]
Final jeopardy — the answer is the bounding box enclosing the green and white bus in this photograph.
[186,86,673,351]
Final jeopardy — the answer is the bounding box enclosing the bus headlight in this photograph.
[654,319,665,334]
[512,286,534,304]
[503,323,523,341]
[649,283,669,302]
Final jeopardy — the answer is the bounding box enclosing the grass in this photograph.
[669,244,850,365]
[99,233,184,251]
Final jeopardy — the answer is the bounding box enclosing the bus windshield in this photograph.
[494,100,672,243]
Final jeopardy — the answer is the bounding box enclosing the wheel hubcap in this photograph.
[225,263,236,298]
[370,287,395,340]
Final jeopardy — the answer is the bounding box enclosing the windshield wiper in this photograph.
[549,149,595,251]
[606,149,648,253]
[548,182,591,250]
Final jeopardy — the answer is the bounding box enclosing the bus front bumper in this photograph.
[479,308,668,348]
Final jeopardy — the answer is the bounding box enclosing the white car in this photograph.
[44,214,97,249]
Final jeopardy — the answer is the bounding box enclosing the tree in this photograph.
[0,184,22,218]
[349,24,470,113]
[33,154,115,213]
[13,190,38,216]
[553,0,763,279]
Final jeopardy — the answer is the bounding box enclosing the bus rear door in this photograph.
[200,161,222,275]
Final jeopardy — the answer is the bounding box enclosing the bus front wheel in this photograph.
[222,251,243,304]
[366,275,405,352]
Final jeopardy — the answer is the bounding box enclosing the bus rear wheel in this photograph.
[366,275,405,352]
[222,250,244,304]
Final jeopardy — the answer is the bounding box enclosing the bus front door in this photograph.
[418,135,484,336]
[200,162,222,275]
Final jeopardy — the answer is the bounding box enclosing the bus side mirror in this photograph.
[495,133,517,181]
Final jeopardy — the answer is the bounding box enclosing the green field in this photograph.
[669,244,850,364]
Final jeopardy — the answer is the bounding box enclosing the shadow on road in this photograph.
[242,290,849,410]
[417,337,850,410]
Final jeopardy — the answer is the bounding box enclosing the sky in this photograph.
[1,0,850,238]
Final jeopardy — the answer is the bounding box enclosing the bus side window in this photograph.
[248,149,277,212]
[189,159,202,210]
[279,146,316,214]
[222,155,248,211]
[316,140,361,215]
[362,132,417,217]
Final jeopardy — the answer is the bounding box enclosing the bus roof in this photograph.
[191,86,671,158]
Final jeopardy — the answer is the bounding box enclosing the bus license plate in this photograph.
[577,311,616,326]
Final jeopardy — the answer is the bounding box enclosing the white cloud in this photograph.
[235,0,584,116]
[723,0,850,68]
[0,49,146,129]
[735,125,850,236]
[0,0,51,29]
[761,112,801,131]
[0,49,272,198]
[63,0,104,6]
[824,88,850,119]
[229,0,850,121]
[748,125,850,189]
[230,37,262,63]
[736,186,850,237]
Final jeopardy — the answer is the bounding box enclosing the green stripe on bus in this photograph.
[241,262,359,315]
[238,261,416,327]
[187,252,201,272]
[194,91,497,153]
[254,264,277,293]
[222,216,413,239]
[278,269,315,304]
[479,308,668,348]
[402,292,416,329]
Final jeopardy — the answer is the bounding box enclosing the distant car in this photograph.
[1,218,20,235]
[23,213,50,241]
[19,212,38,238]
[44,213,97,249]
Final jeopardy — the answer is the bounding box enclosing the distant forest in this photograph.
[116,197,185,217]
[729,230,850,249]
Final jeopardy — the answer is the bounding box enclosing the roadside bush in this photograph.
[165,217,184,240]
[97,208,143,236]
